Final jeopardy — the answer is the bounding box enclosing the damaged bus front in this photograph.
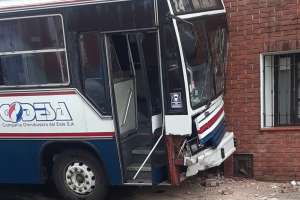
[162,0,236,181]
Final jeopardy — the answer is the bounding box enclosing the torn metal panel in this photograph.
[184,132,236,177]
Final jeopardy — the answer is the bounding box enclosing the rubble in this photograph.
[218,187,234,195]
[290,180,297,186]
[203,172,225,187]
[205,178,220,187]
[3,175,300,200]
[277,183,299,194]
[200,175,300,200]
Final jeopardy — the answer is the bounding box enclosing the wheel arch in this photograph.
[40,141,109,184]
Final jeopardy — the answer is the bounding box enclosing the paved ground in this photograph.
[1,177,300,200]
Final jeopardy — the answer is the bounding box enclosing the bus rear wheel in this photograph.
[52,150,108,200]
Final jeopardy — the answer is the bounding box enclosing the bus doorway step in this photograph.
[125,162,152,185]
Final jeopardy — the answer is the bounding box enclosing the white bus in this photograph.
[0,0,235,199]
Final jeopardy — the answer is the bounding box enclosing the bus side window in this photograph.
[79,32,111,115]
[0,15,68,87]
[163,26,182,90]
[161,25,187,114]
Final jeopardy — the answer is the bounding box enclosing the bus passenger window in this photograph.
[110,35,133,82]
[79,32,111,115]
[0,15,68,87]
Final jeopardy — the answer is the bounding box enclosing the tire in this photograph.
[52,150,108,200]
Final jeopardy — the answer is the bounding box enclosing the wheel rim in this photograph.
[65,162,96,195]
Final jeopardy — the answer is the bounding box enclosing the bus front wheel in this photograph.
[52,150,108,200]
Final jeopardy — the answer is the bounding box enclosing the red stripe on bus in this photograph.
[0,91,76,97]
[0,132,114,138]
[198,107,224,134]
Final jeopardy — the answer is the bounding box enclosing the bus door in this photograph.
[108,34,138,137]
[106,31,167,184]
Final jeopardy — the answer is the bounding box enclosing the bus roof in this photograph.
[0,0,125,14]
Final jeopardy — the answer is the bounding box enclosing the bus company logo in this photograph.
[7,102,23,123]
[0,102,72,123]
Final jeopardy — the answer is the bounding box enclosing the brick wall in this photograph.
[223,0,300,181]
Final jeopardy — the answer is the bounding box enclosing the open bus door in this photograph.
[106,31,168,185]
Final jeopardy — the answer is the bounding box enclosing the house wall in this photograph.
[223,0,300,181]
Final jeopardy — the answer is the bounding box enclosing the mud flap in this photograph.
[184,132,236,177]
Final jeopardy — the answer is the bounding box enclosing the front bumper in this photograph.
[184,132,236,177]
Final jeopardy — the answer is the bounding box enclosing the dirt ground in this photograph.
[1,177,300,200]
[109,177,300,200]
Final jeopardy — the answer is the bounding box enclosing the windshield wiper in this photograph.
[167,13,194,26]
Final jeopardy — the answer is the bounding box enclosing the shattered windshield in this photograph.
[178,14,227,109]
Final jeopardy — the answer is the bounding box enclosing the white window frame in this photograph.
[0,14,70,88]
[260,50,300,128]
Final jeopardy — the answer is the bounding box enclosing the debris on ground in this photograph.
[2,175,300,200]
[115,176,300,200]
[218,187,234,195]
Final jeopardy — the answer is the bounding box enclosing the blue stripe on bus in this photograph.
[200,119,226,148]
[0,139,122,185]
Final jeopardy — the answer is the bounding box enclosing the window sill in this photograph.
[260,126,300,132]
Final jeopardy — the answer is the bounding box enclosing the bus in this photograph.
[0,0,235,199]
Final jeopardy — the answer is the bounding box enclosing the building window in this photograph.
[0,15,69,87]
[262,53,300,127]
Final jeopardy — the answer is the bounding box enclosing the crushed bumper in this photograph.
[184,132,236,177]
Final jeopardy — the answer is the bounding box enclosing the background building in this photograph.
[224,0,300,181]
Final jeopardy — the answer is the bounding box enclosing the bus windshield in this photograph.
[178,14,227,109]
